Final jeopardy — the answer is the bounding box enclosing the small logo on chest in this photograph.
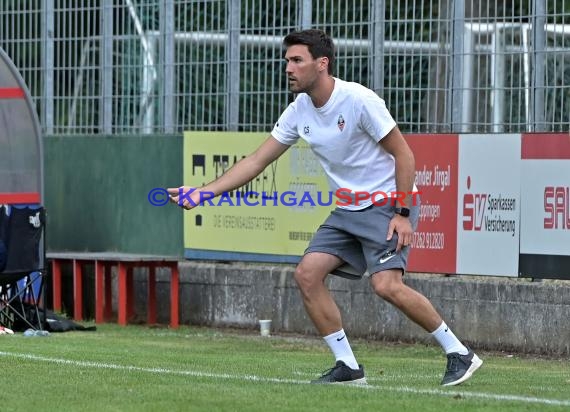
[337,114,345,131]
[303,125,310,135]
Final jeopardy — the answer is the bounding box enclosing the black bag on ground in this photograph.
[44,308,97,332]
[6,300,96,332]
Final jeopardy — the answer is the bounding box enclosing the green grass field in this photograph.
[0,324,568,411]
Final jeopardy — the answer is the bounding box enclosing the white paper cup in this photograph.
[259,319,272,337]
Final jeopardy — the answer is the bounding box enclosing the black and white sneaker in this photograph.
[311,360,367,385]
[441,348,483,386]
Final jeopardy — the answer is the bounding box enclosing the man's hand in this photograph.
[167,186,203,210]
[387,215,413,252]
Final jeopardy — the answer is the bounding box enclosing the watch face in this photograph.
[395,207,410,217]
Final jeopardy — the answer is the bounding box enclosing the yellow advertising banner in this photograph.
[183,132,334,261]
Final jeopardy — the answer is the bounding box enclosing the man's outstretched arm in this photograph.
[168,136,290,209]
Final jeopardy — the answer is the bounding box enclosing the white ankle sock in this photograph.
[323,329,359,370]
[431,322,469,355]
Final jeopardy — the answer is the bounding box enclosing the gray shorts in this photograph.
[305,202,420,279]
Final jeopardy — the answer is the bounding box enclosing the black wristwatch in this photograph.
[394,207,410,217]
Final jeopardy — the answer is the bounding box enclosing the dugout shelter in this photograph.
[0,46,46,332]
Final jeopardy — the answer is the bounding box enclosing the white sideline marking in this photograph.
[1,351,569,407]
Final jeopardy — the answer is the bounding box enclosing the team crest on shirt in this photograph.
[337,114,345,131]
[303,125,310,135]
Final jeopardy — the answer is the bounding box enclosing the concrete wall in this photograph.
[134,261,570,356]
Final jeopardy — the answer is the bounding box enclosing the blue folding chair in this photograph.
[0,205,46,331]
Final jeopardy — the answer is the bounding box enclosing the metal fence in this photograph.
[0,0,568,135]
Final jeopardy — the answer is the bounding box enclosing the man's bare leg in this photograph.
[294,252,364,381]
[294,252,344,335]
[369,269,441,331]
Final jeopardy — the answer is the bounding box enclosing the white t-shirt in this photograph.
[272,78,399,210]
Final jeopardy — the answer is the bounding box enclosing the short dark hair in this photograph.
[283,29,335,75]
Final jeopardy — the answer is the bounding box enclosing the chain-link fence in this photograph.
[1,0,568,135]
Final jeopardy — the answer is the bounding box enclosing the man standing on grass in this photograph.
[168,29,482,386]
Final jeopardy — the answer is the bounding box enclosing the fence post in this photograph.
[300,0,312,29]
[532,0,546,132]
[371,0,385,97]
[101,0,114,135]
[450,0,465,133]
[161,0,175,134]
[226,0,241,131]
[42,0,54,135]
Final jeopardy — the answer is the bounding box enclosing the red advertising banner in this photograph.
[405,134,459,274]
[519,133,570,279]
